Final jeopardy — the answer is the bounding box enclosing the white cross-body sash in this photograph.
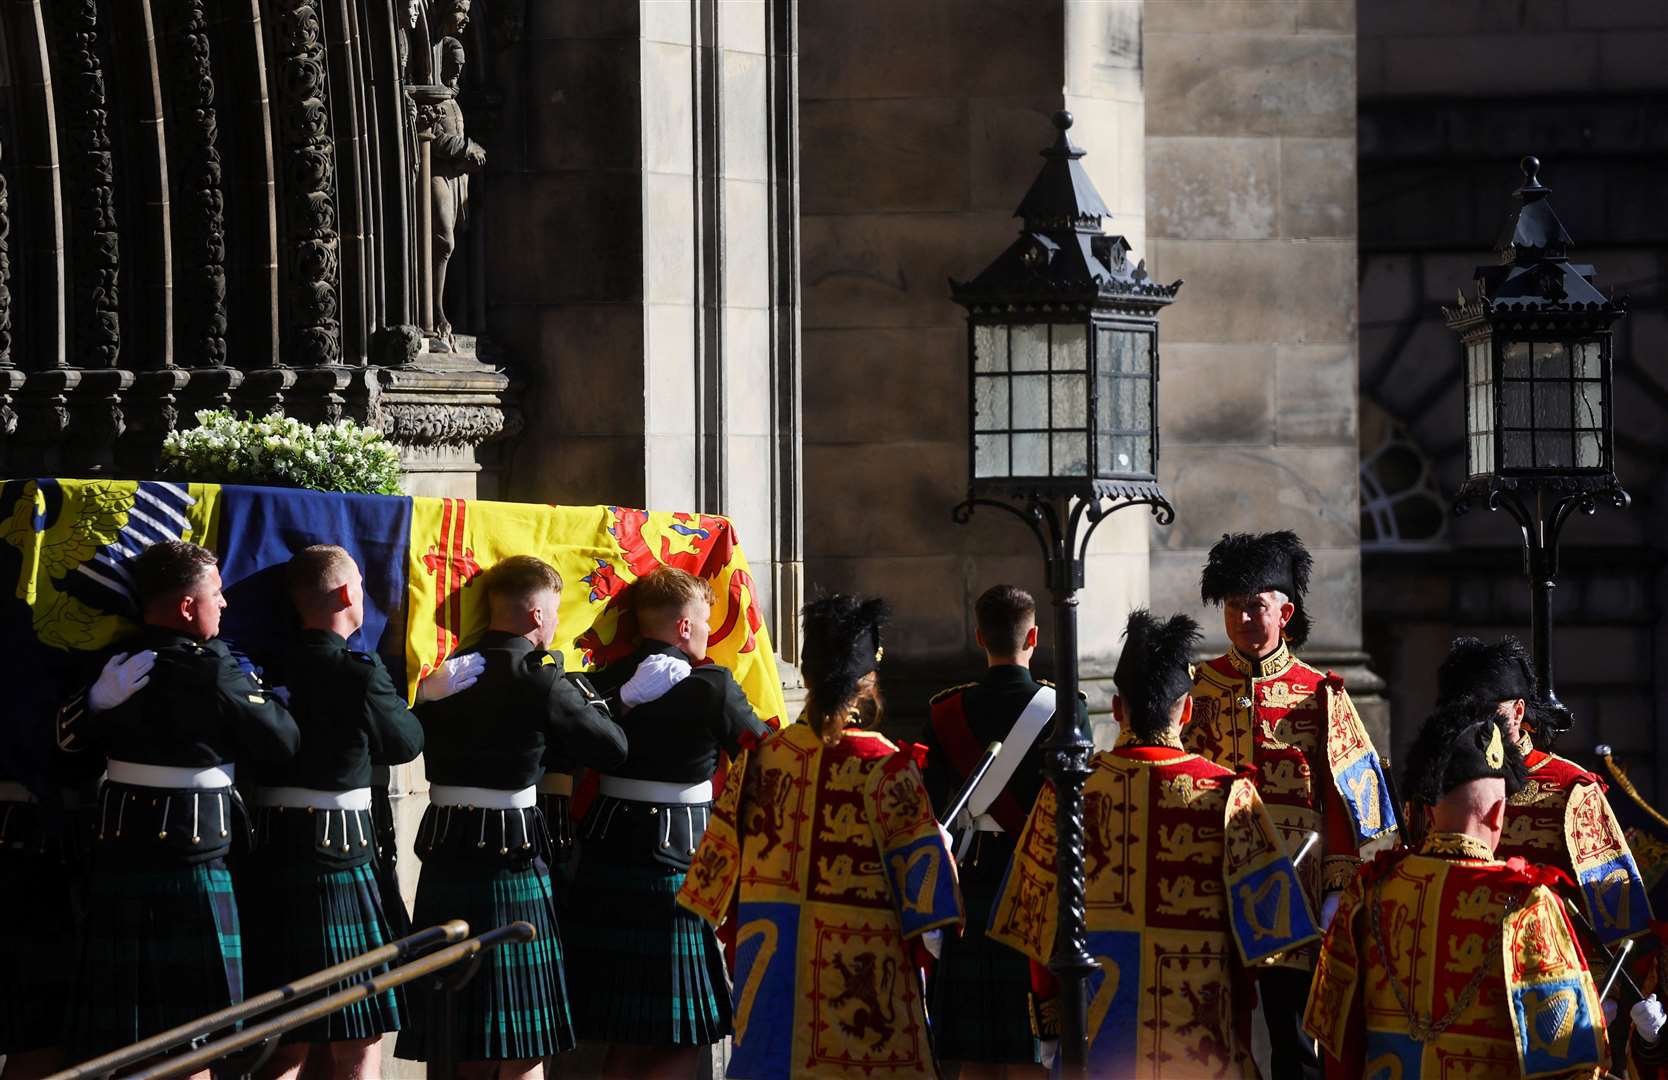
[954,685,1056,859]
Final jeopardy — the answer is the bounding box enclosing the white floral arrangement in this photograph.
[160,410,405,495]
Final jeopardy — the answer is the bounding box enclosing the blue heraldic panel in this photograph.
[884,832,958,938]
[1084,929,1143,1076]
[1336,752,1399,843]
[1578,854,1650,942]
[728,902,799,1080]
[1363,1030,1425,1080]
[1512,978,1603,1078]
[1229,858,1319,964]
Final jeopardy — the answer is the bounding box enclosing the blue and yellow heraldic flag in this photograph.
[988,744,1319,1079]
[1,479,786,796]
[677,726,964,1079]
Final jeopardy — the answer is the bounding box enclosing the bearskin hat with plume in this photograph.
[1199,531,1314,647]
[1114,609,1202,739]
[1400,699,1527,810]
[1436,636,1535,710]
[799,593,890,715]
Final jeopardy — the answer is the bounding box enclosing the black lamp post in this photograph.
[1445,155,1629,736]
[950,110,1179,1074]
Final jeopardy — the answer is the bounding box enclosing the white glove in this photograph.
[1039,1038,1059,1070]
[921,929,943,960]
[416,653,486,703]
[620,653,692,709]
[1633,993,1666,1043]
[1320,890,1342,930]
[89,651,157,712]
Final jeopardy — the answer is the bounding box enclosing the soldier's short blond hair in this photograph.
[286,544,359,611]
[633,566,714,619]
[483,555,563,610]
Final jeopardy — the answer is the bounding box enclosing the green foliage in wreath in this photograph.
[160,411,405,495]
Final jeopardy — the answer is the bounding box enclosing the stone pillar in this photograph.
[800,0,1150,733]
[1142,1,1385,745]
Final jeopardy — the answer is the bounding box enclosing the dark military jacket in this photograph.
[417,630,627,790]
[256,629,424,792]
[591,639,767,786]
[90,626,299,770]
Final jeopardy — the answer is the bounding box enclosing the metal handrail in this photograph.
[122,922,537,1080]
[47,919,470,1080]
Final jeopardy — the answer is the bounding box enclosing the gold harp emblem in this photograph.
[1485,723,1505,769]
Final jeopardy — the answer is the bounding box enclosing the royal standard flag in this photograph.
[2,480,787,795]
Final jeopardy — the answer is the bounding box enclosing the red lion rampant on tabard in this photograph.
[574,506,765,666]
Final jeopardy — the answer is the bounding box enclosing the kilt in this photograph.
[0,843,75,1055]
[67,858,243,1058]
[563,840,733,1046]
[927,831,1038,1064]
[394,853,574,1062]
[239,856,402,1043]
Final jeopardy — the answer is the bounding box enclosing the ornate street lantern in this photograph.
[1444,155,1629,731]
[949,110,1179,1076]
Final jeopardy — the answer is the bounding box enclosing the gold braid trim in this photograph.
[1598,744,1668,833]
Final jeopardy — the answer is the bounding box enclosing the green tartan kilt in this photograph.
[67,858,243,1058]
[239,858,403,1043]
[394,853,574,1062]
[562,840,733,1047]
[0,846,76,1055]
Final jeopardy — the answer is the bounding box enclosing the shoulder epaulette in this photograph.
[349,651,376,665]
[1322,670,1346,690]
[929,682,976,706]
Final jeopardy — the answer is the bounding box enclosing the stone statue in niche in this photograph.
[407,0,485,354]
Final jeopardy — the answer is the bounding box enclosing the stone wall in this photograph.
[799,0,1151,732]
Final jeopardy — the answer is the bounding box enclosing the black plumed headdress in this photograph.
[1114,609,1202,737]
[799,594,890,712]
[1436,636,1536,708]
[1400,701,1527,808]
[1199,531,1314,647]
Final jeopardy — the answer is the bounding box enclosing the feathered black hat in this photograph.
[799,594,890,712]
[1199,531,1314,647]
[1435,636,1536,709]
[1114,609,1202,736]
[1400,701,1527,807]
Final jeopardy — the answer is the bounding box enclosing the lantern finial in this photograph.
[1519,155,1544,191]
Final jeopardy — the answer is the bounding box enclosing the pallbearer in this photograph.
[678,594,964,1078]
[1434,635,1651,945]
[239,545,472,1080]
[563,566,767,1075]
[394,555,628,1080]
[1185,531,1398,1078]
[66,541,300,1071]
[1305,702,1610,1077]
[990,610,1317,1078]
[919,584,1087,1074]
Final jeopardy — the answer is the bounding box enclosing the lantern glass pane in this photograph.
[1097,434,1113,471]
[1534,433,1572,469]
[1503,432,1532,469]
[1576,431,1602,468]
[1128,334,1151,374]
[974,324,1008,373]
[1481,378,1493,434]
[1051,374,1086,429]
[1013,325,1048,371]
[1013,433,1048,475]
[1576,379,1603,428]
[1533,380,1572,429]
[1131,374,1152,432]
[974,376,1009,432]
[974,434,1009,478]
[1501,381,1531,429]
[1533,341,1569,379]
[1051,433,1088,476]
[1052,325,1087,371]
[1503,341,1531,379]
[1573,340,1602,379]
[1012,375,1047,429]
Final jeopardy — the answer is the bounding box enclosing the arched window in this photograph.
[1359,399,1448,551]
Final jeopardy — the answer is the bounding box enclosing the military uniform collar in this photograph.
[1226,641,1294,679]
[1420,831,1498,862]
[983,664,1036,687]
[1113,727,1185,754]
[297,627,349,650]
[478,629,537,654]
[142,624,215,651]
[640,638,696,664]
